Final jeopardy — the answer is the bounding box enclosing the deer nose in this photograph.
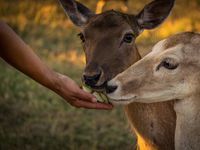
[83,72,101,87]
[106,85,118,94]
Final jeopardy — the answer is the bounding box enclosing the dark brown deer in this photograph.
[58,0,175,149]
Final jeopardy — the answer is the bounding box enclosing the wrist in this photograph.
[48,72,63,93]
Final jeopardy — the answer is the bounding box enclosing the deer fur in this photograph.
[108,32,200,150]
[58,0,176,149]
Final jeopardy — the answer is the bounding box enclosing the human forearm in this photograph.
[0,21,57,90]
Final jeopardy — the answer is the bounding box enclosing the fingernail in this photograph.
[92,98,97,102]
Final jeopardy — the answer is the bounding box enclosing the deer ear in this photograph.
[58,0,94,27]
[136,0,175,30]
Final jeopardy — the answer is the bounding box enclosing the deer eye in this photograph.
[156,58,179,71]
[123,33,135,43]
[78,33,85,43]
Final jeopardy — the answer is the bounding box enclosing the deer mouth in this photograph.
[86,81,108,92]
[90,82,107,92]
[108,96,138,105]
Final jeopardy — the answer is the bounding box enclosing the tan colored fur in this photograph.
[108,32,200,150]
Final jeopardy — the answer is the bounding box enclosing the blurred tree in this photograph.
[96,0,128,13]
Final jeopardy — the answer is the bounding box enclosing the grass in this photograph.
[0,61,135,150]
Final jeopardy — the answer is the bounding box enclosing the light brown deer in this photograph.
[107,32,200,150]
[58,0,175,149]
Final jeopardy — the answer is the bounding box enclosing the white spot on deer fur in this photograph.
[151,39,166,54]
[191,35,200,44]
[151,39,184,57]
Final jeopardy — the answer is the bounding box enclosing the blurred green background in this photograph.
[0,0,200,149]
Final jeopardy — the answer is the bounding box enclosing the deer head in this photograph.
[107,32,200,104]
[58,0,174,91]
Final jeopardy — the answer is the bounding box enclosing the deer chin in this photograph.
[108,95,138,105]
[109,98,135,105]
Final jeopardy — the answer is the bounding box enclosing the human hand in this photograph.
[53,73,113,110]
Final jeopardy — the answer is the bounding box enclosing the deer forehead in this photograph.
[150,35,200,60]
[88,11,126,26]
[151,39,184,57]
[83,11,138,36]
[143,32,200,75]
[163,32,200,57]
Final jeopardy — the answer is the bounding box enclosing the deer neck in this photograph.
[125,101,176,150]
[123,47,176,150]
[174,96,200,150]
